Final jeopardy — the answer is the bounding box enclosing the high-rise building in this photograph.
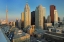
[54,10,58,27]
[54,10,58,23]
[31,11,35,25]
[21,12,24,22]
[47,15,51,23]
[18,20,21,29]
[21,12,24,29]
[6,6,8,25]
[35,5,43,29]
[13,21,15,27]
[42,6,46,29]
[24,2,31,29]
[15,18,18,28]
[50,5,56,23]
[58,17,60,22]
[43,7,46,17]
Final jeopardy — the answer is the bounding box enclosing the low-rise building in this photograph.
[13,29,30,42]
[27,25,35,35]
[34,29,47,39]
[48,27,64,34]
[45,23,52,29]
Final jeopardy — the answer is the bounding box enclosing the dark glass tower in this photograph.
[31,11,35,25]
[50,5,56,25]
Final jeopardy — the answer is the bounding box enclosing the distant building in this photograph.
[13,21,15,27]
[9,21,13,26]
[62,17,64,24]
[6,6,8,25]
[21,12,24,29]
[58,17,60,22]
[43,7,46,28]
[47,15,51,23]
[54,10,58,27]
[43,7,46,18]
[18,20,21,29]
[35,5,43,29]
[21,12,24,22]
[1,20,7,24]
[50,5,56,24]
[45,23,52,30]
[54,10,58,24]
[9,21,15,27]
[31,11,35,25]
[15,18,18,28]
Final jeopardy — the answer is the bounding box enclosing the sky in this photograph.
[0,0,64,21]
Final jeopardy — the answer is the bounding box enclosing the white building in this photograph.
[24,3,31,29]
[1,20,7,24]
[43,7,46,17]
[54,10,58,24]
[48,27,64,34]
[35,5,43,29]
[45,23,52,28]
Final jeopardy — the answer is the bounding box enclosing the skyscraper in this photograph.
[54,10,58,27]
[58,17,60,22]
[31,11,35,25]
[24,2,31,28]
[54,10,58,23]
[35,5,43,29]
[6,6,8,25]
[21,12,24,29]
[43,7,46,17]
[47,15,51,23]
[43,7,46,28]
[15,18,18,28]
[21,12,24,22]
[50,5,56,24]
[18,20,21,29]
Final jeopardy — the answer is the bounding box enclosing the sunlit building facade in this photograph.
[24,3,31,28]
[35,5,43,29]
[50,5,56,23]
[54,10,58,23]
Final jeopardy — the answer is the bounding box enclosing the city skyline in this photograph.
[0,0,64,21]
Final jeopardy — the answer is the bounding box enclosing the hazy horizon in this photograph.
[0,0,64,21]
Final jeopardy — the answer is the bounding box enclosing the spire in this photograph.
[6,5,8,12]
[26,0,28,4]
[25,0,29,9]
[6,5,8,25]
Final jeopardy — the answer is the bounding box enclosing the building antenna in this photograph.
[26,0,28,4]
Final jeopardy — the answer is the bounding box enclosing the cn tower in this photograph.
[6,5,8,25]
